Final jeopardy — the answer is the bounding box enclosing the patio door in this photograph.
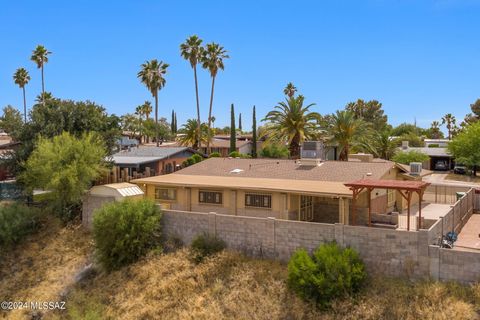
[300,195,314,221]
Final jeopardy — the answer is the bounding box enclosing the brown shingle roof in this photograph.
[175,158,396,182]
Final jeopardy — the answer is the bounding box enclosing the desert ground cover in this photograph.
[1,216,480,320]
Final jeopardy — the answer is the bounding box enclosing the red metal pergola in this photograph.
[344,179,431,231]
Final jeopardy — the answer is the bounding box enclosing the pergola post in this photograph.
[352,190,357,226]
[417,190,424,230]
[367,188,372,227]
[407,191,412,231]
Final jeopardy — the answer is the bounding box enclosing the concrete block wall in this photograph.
[275,220,335,260]
[342,225,421,278]
[428,246,480,284]
[162,210,210,244]
[160,200,480,283]
[215,214,276,257]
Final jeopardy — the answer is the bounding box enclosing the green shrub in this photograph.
[260,143,289,158]
[190,233,226,263]
[163,234,184,253]
[191,154,203,163]
[228,151,251,158]
[427,144,440,148]
[0,202,41,248]
[209,152,221,158]
[92,198,162,271]
[287,242,366,306]
[392,150,429,165]
[183,154,204,167]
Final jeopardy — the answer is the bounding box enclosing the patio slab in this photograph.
[455,214,480,250]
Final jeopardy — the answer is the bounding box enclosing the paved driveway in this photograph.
[424,173,480,188]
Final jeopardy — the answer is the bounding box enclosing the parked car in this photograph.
[454,164,467,174]
[434,161,447,171]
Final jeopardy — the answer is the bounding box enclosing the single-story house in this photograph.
[105,146,201,183]
[199,139,253,157]
[399,141,454,170]
[424,139,450,148]
[132,149,431,227]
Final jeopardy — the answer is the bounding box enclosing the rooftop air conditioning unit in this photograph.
[300,141,325,166]
[410,162,422,176]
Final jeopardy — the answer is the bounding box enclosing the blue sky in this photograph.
[1,1,479,130]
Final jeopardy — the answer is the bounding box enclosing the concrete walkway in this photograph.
[456,214,480,250]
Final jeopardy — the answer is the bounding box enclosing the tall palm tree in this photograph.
[283,82,297,98]
[202,42,229,154]
[327,110,369,161]
[137,59,169,146]
[177,119,209,149]
[180,35,204,150]
[442,113,456,140]
[262,95,321,158]
[135,103,149,143]
[30,45,51,99]
[13,68,30,122]
[140,101,152,120]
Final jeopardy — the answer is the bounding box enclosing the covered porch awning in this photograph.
[344,179,431,231]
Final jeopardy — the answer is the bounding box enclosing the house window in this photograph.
[387,189,395,207]
[245,193,272,209]
[199,190,222,204]
[155,188,176,201]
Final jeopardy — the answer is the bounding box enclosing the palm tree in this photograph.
[357,130,396,160]
[135,103,149,143]
[262,95,321,158]
[442,113,456,140]
[177,119,209,149]
[283,82,297,98]
[13,68,30,122]
[202,42,229,154]
[429,121,442,139]
[326,110,369,161]
[30,45,52,99]
[137,59,169,146]
[180,35,204,150]
[35,92,53,104]
[142,101,153,120]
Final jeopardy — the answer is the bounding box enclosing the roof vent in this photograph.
[230,169,244,174]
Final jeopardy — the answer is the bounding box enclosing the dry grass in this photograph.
[0,215,93,320]
[1,216,480,320]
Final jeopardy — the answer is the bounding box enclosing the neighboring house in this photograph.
[424,139,450,148]
[199,139,253,157]
[117,136,139,150]
[0,137,21,181]
[399,141,454,170]
[133,144,430,226]
[103,146,200,184]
